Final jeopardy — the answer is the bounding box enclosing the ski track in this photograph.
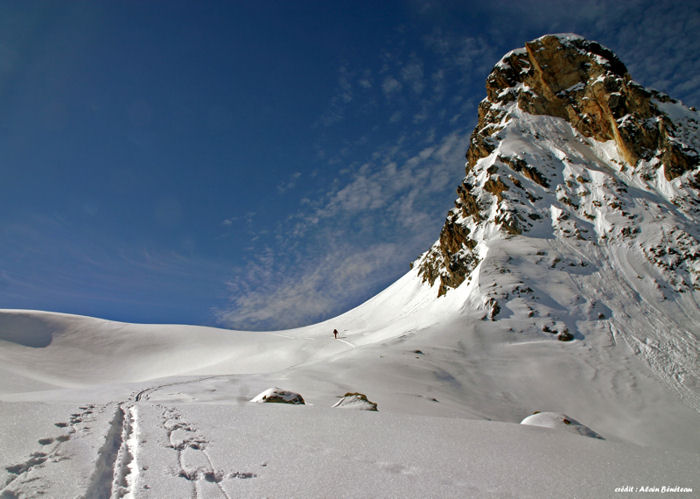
[600,249,700,411]
[83,401,141,499]
[3,378,244,498]
[135,376,221,402]
[549,235,700,412]
[336,338,356,349]
[111,404,139,499]
[2,401,142,499]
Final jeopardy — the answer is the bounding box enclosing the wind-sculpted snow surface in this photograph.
[1,34,699,497]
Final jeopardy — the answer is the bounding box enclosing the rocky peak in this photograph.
[472,34,697,179]
[417,34,700,298]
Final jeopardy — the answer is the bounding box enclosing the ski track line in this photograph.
[111,404,139,499]
[134,376,221,402]
[83,403,126,499]
[1,403,103,498]
[336,338,356,349]
[553,237,700,411]
[267,332,295,339]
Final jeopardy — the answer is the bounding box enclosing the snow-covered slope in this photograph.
[1,34,699,497]
[2,293,699,497]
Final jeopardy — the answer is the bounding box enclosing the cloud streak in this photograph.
[217,129,468,330]
[216,242,400,329]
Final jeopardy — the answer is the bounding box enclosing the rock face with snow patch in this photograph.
[418,33,699,298]
[488,35,697,179]
[332,392,378,411]
[415,34,699,411]
[251,387,305,405]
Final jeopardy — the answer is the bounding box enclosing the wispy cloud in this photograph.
[338,65,353,104]
[277,171,302,193]
[216,21,484,330]
[290,130,466,237]
[216,242,400,329]
[400,59,424,95]
[381,76,402,97]
[216,130,468,330]
[221,210,256,228]
[358,73,373,89]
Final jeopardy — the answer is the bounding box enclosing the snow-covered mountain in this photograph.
[416,32,699,409]
[1,34,699,498]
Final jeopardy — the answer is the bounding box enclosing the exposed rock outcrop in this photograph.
[488,34,697,179]
[417,34,700,298]
[250,387,305,405]
[332,392,378,411]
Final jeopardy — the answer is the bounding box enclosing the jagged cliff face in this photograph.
[417,34,700,299]
[484,35,698,180]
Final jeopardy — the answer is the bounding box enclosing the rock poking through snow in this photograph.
[332,392,378,411]
[250,387,305,405]
[521,411,603,439]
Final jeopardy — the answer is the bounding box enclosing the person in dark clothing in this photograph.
[333,329,338,339]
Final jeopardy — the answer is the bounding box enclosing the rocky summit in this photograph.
[418,33,699,298]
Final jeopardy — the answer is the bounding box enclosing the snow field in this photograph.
[2,400,698,498]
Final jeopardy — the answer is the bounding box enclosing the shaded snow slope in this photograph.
[0,309,311,391]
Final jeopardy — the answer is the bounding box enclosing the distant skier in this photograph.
[333,329,338,339]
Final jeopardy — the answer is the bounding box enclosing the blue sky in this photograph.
[1,0,698,329]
